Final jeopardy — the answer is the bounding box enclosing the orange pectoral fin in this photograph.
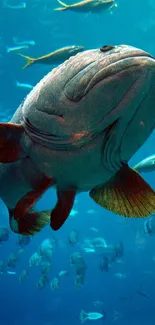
[0,122,25,162]
[50,189,76,230]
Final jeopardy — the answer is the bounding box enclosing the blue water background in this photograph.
[0,0,155,324]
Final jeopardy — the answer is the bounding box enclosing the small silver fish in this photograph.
[6,45,28,53]
[7,271,16,275]
[80,310,104,323]
[4,1,26,9]
[58,270,69,276]
[83,247,95,253]
[134,155,155,173]
[16,81,34,90]
[12,38,35,46]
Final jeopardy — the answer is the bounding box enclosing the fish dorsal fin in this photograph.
[90,164,155,218]
[0,122,25,162]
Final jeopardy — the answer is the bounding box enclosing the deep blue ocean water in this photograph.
[1,0,155,324]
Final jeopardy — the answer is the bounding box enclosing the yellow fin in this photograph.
[89,164,155,218]
[18,53,36,69]
[54,0,69,10]
[9,210,50,236]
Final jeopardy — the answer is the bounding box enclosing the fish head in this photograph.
[67,45,84,55]
[21,44,155,169]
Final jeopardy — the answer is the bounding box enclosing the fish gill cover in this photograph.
[0,0,155,324]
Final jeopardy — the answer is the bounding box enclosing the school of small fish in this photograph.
[0,202,152,323]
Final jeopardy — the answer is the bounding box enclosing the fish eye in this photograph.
[100,45,115,52]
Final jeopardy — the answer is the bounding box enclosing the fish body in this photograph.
[7,271,16,275]
[19,46,155,190]
[69,209,78,217]
[83,248,95,253]
[93,300,104,307]
[144,215,155,235]
[54,0,115,12]
[134,155,155,173]
[114,272,127,279]
[13,38,36,46]
[16,81,34,90]
[80,310,104,323]
[0,45,155,235]
[6,45,28,53]
[19,45,84,69]
[58,270,69,276]
[4,1,26,9]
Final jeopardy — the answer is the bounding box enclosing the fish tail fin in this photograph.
[6,46,11,53]
[18,53,36,69]
[9,209,51,236]
[80,310,88,323]
[54,0,68,10]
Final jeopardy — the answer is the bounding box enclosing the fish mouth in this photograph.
[23,116,55,138]
[22,116,64,147]
[22,116,102,150]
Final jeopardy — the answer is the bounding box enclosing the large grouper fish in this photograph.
[1,44,155,236]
